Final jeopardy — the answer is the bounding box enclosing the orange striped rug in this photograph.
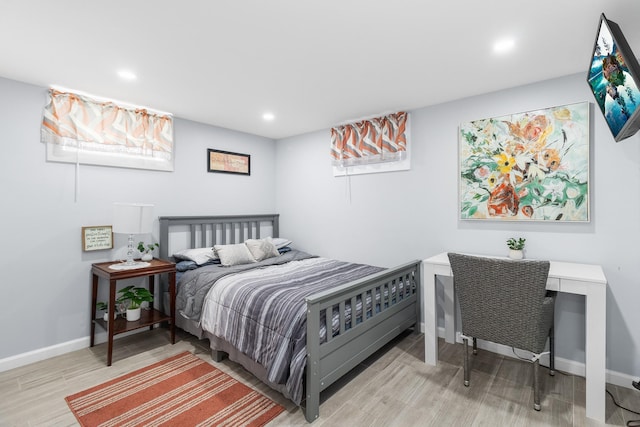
[65,351,284,427]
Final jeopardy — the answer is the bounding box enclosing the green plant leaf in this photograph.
[117,286,153,309]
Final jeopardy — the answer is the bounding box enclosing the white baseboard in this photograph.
[417,322,638,391]
[0,329,145,373]
[0,337,89,372]
[3,324,639,392]
[604,368,640,389]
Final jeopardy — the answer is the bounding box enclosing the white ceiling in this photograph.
[2,0,640,140]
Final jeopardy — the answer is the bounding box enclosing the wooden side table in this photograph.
[90,258,176,366]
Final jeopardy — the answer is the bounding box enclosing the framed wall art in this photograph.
[458,102,590,222]
[82,225,113,251]
[207,149,250,175]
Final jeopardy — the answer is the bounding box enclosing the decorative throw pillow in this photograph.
[214,243,256,266]
[245,238,280,262]
[270,237,293,249]
[173,247,217,265]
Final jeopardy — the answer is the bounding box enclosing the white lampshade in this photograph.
[113,203,154,234]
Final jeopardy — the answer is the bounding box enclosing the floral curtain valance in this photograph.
[330,111,408,167]
[41,89,174,171]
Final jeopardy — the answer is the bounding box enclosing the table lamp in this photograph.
[111,203,154,270]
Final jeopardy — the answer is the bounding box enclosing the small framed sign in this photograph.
[82,225,113,251]
[207,149,251,175]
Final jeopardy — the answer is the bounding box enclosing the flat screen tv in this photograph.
[587,13,640,142]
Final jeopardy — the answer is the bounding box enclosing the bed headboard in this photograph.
[158,214,280,261]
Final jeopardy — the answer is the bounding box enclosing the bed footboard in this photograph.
[304,259,421,422]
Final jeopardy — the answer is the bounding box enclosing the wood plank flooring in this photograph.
[0,328,638,426]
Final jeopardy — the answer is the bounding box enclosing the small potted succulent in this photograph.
[507,237,526,259]
[96,301,116,321]
[116,286,154,321]
[137,241,159,262]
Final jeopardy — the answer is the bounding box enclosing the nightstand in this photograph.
[90,258,176,366]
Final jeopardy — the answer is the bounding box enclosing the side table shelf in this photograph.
[93,308,171,335]
[90,258,176,366]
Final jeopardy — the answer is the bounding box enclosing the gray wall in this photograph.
[0,76,276,359]
[2,70,639,381]
[275,73,640,379]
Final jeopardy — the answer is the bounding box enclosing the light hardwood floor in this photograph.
[1,328,638,426]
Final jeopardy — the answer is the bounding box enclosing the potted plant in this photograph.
[137,241,159,262]
[96,301,116,321]
[506,237,526,259]
[117,286,154,321]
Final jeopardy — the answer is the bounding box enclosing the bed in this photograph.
[158,214,420,423]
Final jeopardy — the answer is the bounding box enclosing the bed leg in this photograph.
[306,303,321,422]
[211,350,227,362]
[305,394,319,423]
[304,353,320,422]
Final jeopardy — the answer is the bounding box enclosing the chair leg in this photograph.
[549,323,555,376]
[463,337,470,386]
[472,337,478,355]
[533,359,541,411]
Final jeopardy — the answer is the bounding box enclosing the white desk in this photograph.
[423,252,607,423]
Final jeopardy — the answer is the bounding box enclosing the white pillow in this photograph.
[270,237,293,249]
[245,238,280,261]
[173,247,217,265]
[214,243,256,266]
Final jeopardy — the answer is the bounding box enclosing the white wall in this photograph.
[0,76,276,361]
[275,73,640,379]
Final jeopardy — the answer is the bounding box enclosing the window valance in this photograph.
[330,111,408,167]
[41,88,174,171]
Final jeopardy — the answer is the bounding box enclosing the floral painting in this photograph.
[459,102,589,221]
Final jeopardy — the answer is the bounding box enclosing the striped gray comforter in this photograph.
[198,255,383,405]
[176,249,315,321]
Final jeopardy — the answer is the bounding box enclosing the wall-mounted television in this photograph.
[587,13,640,142]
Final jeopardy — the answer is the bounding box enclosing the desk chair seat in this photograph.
[448,253,556,411]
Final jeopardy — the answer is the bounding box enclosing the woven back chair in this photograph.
[447,253,556,411]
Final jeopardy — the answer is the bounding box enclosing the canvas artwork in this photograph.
[459,102,589,221]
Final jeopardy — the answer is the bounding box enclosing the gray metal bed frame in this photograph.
[158,214,420,423]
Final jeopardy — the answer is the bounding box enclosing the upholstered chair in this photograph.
[447,252,556,411]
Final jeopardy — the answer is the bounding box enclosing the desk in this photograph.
[423,252,607,422]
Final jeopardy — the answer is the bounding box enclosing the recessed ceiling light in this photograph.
[493,38,515,54]
[263,112,275,121]
[117,70,137,80]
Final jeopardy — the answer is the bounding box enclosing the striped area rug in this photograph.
[65,351,284,427]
